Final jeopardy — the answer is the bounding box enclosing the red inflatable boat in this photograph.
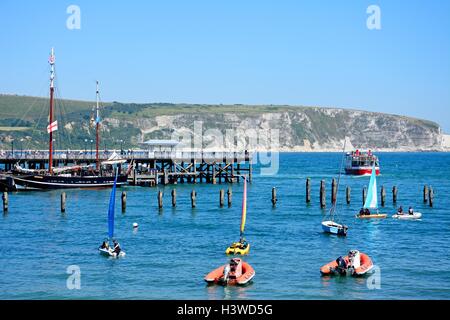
[320,250,374,276]
[205,258,255,286]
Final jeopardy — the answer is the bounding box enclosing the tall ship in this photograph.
[8,48,128,190]
[344,149,380,176]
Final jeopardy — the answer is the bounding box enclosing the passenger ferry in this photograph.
[344,150,380,176]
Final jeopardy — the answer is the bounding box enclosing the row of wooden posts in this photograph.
[2,181,434,213]
[304,178,434,208]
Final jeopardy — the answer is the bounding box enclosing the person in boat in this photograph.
[238,237,248,249]
[359,208,366,216]
[397,206,404,215]
[408,207,414,215]
[112,240,121,256]
[335,256,348,275]
[100,240,110,250]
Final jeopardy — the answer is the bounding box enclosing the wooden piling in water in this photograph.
[121,191,127,213]
[346,186,351,204]
[2,192,8,213]
[392,186,398,204]
[429,186,434,207]
[61,192,66,213]
[362,187,367,205]
[331,178,337,204]
[171,189,176,207]
[191,190,197,208]
[381,186,386,207]
[423,185,429,203]
[271,187,277,206]
[220,189,225,207]
[227,188,232,207]
[320,180,326,208]
[158,191,163,209]
[306,178,311,203]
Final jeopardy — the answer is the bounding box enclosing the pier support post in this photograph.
[212,164,217,185]
[61,192,66,213]
[392,186,398,204]
[320,180,326,209]
[227,188,232,207]
[171,189,176,207]
[346,186,351,204]
[248,163,252,183]
[423,185,429,203]
[381,186,386,207]
[429,186,434,207]
[362,187,367,206]
[121,191,127,213]
[219,189,225,207]
[191,190,197,208]
[158,191,163,209]
[306,178,311,203]
[164,171,169,185]
[2,192,8,213]
[331,178,337,204]
[272,187,277,206]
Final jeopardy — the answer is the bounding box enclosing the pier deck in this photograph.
[0,149,253,187]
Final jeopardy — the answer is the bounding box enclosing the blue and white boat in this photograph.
[99,170,126,258]
[322,140,348,236]
[356,164,387,219]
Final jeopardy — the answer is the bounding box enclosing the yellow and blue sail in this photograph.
[240,178,247,236]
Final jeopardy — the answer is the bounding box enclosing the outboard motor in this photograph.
[222,265,231,283]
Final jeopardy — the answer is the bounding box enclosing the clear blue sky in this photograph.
[1,0,449,131]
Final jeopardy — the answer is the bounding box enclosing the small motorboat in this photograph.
[225,241,250,255]
[320,250,374,276]
[392,212,422,220]
[205,258,255,286]
[322,220,348,236]
[99,247,126,258]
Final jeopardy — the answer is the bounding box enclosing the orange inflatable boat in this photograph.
[204,258,255,286]
[320,250,374,276]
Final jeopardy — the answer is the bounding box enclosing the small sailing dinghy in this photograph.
[98,170,125,258]
[322,140,348,236]
[205,258,255,286]
[225,178,250,255]
[320,250,374,276]
[356,165,387,219]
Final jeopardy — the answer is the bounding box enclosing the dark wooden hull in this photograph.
[9,174,128,190]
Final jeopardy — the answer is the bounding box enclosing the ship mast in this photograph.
[95,81,100,170]
[48,48,55,174]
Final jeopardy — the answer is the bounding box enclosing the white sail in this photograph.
[363,165,378,209]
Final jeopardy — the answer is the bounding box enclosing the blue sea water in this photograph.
[1,153,449,300]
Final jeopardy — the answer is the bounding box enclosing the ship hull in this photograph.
[10,174,128,190]
[345,167,380,176]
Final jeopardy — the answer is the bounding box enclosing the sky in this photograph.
[1,0,449,131]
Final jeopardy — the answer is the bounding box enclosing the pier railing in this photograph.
[0,149,252,162]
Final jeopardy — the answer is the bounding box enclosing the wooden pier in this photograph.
[0,149,253,188]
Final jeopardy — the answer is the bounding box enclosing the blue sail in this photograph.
[108,171,118,239]
[363,164,378,209]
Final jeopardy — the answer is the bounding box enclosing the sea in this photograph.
[1,152,449,300]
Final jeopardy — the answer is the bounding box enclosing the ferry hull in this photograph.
[10,174,128,190]
[345,168,380,176]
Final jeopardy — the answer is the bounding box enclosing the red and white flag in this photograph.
[47,120,58,133]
